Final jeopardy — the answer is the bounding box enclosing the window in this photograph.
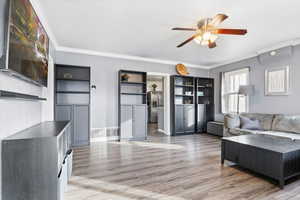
[221,68,250,114]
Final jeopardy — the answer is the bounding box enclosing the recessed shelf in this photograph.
[0,90,46,101]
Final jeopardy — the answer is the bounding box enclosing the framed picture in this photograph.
[265,66,289,96]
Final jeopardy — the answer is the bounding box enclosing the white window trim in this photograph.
[221,68,250,114]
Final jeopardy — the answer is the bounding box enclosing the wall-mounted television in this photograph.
[0,0,49,87]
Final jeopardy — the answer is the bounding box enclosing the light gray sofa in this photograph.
[224,113,300,140]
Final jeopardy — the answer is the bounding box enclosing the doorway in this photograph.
[147,74,169,137]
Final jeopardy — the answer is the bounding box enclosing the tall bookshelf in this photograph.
[118,70,147,140]
[170,75,196,136]
[54,65,91,147]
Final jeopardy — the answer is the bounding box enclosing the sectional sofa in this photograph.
[224,113,300,140]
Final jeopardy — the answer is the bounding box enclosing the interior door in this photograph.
[73,105,89,146]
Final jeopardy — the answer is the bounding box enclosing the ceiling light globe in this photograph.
[203,32,211,41]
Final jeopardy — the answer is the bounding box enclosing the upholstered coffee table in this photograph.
[221,134,300,188]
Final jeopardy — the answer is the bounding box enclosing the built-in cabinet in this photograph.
[170,75,214,136]
[2,121,72,200]
[121,104,147,140]
[56,105,89,146]
[175,104,195,134]
[55,65,91,147]
[118,70,147,140]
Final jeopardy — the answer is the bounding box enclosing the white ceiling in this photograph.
[38,0,300,68]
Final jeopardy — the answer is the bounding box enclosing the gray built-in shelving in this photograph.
[54,64,91,147]
[171,75,196,135]
[196,77,214,132]
[118,70,147,140]
[170,75,215,136]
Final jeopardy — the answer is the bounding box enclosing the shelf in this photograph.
[56,78,89,82]
[56,91,90,94]
[121,81,146,85]
[197,86,212,88]
[121,92,146,96]
[175,94,194,97]
[0,90,46,101]
[175,84,194,88]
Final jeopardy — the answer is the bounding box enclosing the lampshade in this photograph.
[238,85,255,96]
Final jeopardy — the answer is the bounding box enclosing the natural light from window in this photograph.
[222,68,250,114]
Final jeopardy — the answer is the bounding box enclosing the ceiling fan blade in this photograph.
[208,41,217,48]
[213,28,247,35]
[177,34,199,48]
[209,14,228,26]
[172,27,197,31]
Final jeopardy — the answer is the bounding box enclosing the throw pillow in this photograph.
[240,116,262,130]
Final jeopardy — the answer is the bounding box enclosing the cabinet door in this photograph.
[184,105,195,133]
[121,105,133,139]
[133,105,147,140]
[55,105,73,147]
[197,104,206,132]
[175,105,184,134]
[73,105,89,146]
[55,105,73,121]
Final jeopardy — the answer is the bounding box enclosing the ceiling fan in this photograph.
[172,14,247,48]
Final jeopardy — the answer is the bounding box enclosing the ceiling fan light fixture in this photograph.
[209,34,218,42]
[202,32,212,41]
[201,40,209,46]
[194,35,202,44]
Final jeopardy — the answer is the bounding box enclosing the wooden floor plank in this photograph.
[65,134,300,200]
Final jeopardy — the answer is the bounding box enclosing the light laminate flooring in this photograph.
[65,134,300,200]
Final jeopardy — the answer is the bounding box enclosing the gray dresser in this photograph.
[2,121,72,200]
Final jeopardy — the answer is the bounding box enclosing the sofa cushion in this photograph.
[224,114,240,129]
[272,115,300,134]
[240,116,262,130]
[256,130,300,141]
[240,113,275,131]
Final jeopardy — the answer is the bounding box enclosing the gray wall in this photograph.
[0,1,55,198]
[210,45,300,121]
[55,51,209,130]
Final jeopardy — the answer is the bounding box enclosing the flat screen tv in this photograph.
[5,0,49,86]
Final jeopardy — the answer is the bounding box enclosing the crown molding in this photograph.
[56,46,210,69]
[29,0,58,48]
